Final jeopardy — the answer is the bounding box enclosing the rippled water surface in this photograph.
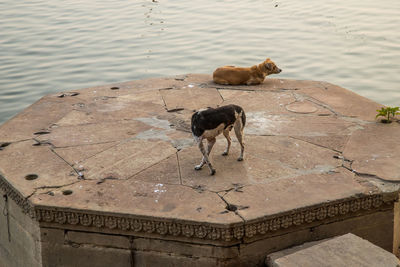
[1,0,399,124]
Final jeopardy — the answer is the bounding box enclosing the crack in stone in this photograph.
[51,140,116,149]
[216,89,225,103]
[26,181,82,200]
[216,192,246,222]
[288,136,342,153]
[32,138,54,147]
[50,148,85,180]
[176,152,183,185]
[305,96,340,116]
[126,151,180,181]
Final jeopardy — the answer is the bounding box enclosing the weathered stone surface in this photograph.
[35,120,152,147]
[298,82,383,121]
[343,122,400,181]
[0,74,399,266]
[0,94,84,143]
[30,179,241,225]
[245,113,358,137]
[160,86,223,111]
[53,142,117,166]
[179,135,340,192]
[78,140,177,180]
[266,233,400,267]
[223,170,369,222]
[0,140,77,197]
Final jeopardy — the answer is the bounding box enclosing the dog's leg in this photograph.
[234,120,245,161]
[222,129,231,156]
[194,137,206,170]
[195,138,216,175]
[205,138,216,175]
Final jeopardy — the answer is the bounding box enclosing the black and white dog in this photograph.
[191,104,246,175]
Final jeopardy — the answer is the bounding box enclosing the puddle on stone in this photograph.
[245,112,279,135]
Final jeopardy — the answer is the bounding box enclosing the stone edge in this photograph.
[1,174,396,244]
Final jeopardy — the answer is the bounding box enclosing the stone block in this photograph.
[239,209,394,266]
[132,250,218,267]
[66,230,131,249]
[40,227,65,244]
[133,237,239,259]
[266,233,400,267]
[41,243,131,267]
[0,193,42,266]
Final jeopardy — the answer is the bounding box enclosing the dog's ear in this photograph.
[265,62,273,70]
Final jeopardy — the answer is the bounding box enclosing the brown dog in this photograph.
[213,58,282,85]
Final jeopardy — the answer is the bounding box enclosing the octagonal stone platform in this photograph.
[1,74,400,266]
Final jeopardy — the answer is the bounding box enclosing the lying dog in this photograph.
[213,58,282,85]
[191,104,246,175]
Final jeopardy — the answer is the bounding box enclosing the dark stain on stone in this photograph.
[58,92,79,98]
[167,108,185,113]
[25,174,39,181]
[0,142,11,150]
[110,87,120,90]
[62,190,73,196]
[226,204,238,212]
[34,131,51,135]
[96,176,118,184]
[193,185,206,193]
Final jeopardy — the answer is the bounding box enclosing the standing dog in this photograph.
[191,104,246,175]
[213,58,282,85]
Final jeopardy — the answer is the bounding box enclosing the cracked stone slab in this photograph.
[53,142,118,166]
[29,179,241,225]
[223,170,369,222]
[160,86,223,111]
[298,82,382,121]
[0,95,82,142]
[68,76,187,99]
[219,90,296,114]
[35,120,152,147]
[291,135,350,153]
[55,98,165,127]
[178,136,340,192]
[178,139,298,192]
[0,140,78,198]
[79,139,177,180]
[128,154,181,184]
[343,122,400,181]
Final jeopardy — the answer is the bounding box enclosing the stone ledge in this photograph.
[266,233,400,266]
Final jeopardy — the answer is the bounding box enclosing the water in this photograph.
[1,0,399,125]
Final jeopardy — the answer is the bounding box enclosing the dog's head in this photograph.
[191,111,205,138]
[262,58,282,75]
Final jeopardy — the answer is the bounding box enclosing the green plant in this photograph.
[376,106,400,123]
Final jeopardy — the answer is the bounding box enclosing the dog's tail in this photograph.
[241,110,246,127]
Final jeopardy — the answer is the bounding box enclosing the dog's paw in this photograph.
[194,165,202,171]
[237,157,243,161]
[210,169,216,175]
[222,151,228,156]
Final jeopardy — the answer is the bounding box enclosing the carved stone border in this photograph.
[0,174,34,216]
[0,175,393,243]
